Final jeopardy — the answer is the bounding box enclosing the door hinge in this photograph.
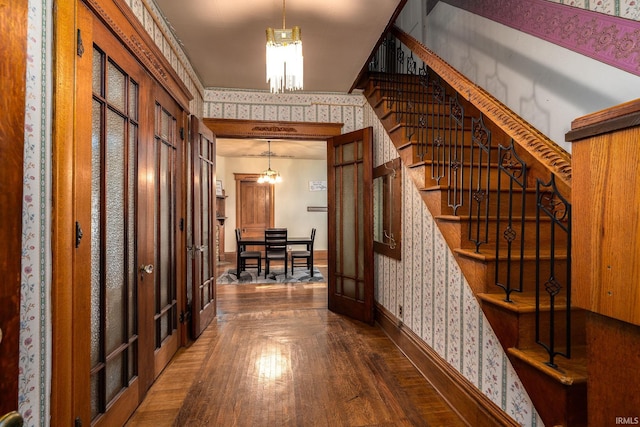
[179,217,184,231]
[77,29,84,57]
[75,221,83,248]
[75,417,83,427]
[180,127,185,140]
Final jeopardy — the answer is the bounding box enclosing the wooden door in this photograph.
[0,0,27,419]
[327,128,374,324]
[69,8,184,426]
[190,117,217,338]
[145,84,185,380]
[81,17,147,426]
[236,175,275,242]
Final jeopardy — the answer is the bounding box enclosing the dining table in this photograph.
[236,236,315,276]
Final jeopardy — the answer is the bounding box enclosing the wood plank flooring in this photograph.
[126,267,466,426]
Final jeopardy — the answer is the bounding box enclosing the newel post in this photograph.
[566,99,640,427]
[567,99,640,326]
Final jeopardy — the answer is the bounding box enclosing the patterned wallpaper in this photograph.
[203,89,365,129]
[21,1,50,425]
[546,0,640,19]
[365,104,543,426]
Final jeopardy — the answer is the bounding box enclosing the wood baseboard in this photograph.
[375,303,519,427]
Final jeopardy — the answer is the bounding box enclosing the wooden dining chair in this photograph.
[235,228,261,274]
[291,228,316,275]
[264,228,288,278]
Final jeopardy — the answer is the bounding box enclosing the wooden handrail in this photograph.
[391,26,573,190]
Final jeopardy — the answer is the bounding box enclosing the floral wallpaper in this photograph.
[21,1,51,426]
[546,0,640,20]
[366,104,543,426]
[203,89,365,130]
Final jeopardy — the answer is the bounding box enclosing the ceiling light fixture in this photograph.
[257,140,282,184]
[266,0,303,93]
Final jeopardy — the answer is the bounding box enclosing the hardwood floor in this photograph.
[126,266,465,427]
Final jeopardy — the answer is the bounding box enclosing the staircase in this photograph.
[357,28,587,426]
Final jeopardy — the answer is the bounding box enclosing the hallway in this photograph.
[125,266,466,426]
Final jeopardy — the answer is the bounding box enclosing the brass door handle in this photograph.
[139,264,154,274]
[0,411,24,427]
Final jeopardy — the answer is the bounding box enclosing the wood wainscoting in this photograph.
[375,304,520,427]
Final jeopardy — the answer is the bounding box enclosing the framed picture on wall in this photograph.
[309,180,327,191]
[216,180,223,196]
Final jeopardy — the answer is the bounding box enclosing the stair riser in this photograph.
[508,356,588,427]
[453,251,568,295]
[421,186,541,217]
[437,218,569,251]
[482,301,587,350]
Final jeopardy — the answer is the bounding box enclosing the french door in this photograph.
[190,117,217,338]
[327,128,374,324]
[70,6,185,425]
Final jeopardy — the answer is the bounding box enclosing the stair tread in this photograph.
[454,247,568,261]
[508,346,588,385]
[436,214,548,222]
[419,182,539,193]
[478,291,574,312]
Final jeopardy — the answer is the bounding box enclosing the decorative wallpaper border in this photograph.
[22,1,51,426]
[442,0,640,77]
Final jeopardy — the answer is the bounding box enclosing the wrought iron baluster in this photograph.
[405,52,417,143]
[430,78,446,184]
[468,114,491,253]
[495,140,527,302]
[447,94,465,215]
[536,175,572,369]
[394,44,405,123]
[417,64,429,161]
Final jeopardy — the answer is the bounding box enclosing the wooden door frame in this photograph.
[205,118,344,261]
[51,0,192,425]
[203,118,344,141]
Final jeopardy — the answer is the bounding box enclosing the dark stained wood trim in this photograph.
[566,98,640,142]
[82,0,193,111]
[375,303,521,427]
[203,118,344,140]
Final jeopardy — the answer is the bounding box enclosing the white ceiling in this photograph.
[153,0,401,93]
[153,0,401,159]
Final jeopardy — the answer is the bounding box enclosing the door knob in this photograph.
[0,411,24,427]
[139,264,154,274]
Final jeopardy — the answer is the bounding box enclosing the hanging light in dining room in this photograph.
[257,140,282,184]
[266,0,303,93]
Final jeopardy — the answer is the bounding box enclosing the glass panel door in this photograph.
[327,128,374,324]
[90,44,140,424]
[191,118,217,337]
